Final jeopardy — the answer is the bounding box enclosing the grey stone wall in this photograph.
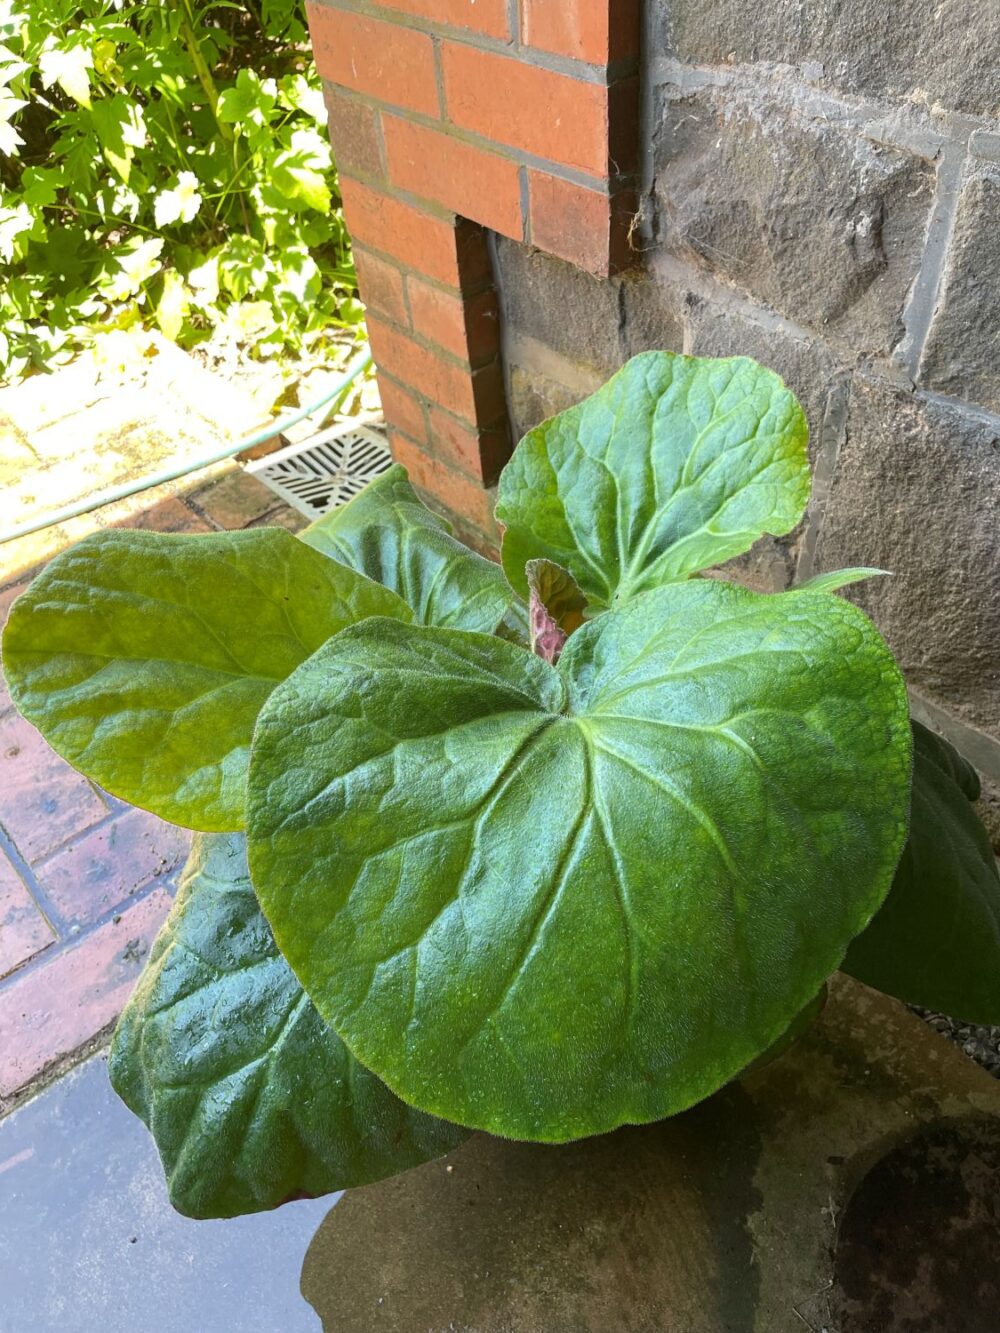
[493,0,1000,840]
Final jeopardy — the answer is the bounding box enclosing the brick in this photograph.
[322,85,385,180]
[0,887,172,1097]
[389,431,497,534]
[377,372,428,444]
[110,495,213,535]
[449,511,501,561]
[383,115,524,240]
[520,0,640,63]
[407,279,500,364]
[308,4,439,118]
[248,506,309,534]
[426,406,510,485]
[32,808,190,930]
[354,246,409,325]
[608,75,641,179]
[528,173,635,276]
[340,178,490,289]
[441,43,610,177]
[0,714,109,864]
[375,0,510,38]
[0,851,53,980]
[188,466,283,529]
[367,316,506,424]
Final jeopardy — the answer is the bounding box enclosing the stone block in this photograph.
[682,293,846,590]
[508,366,591,439]
[683,293,842,455]
[302,975,1000,1332]
[920,169,1000,413]
[494,239,624,374]
[814,377,1000,733]
[617,268,686,358]
[654,87,934,356]
[657,0,1000,119]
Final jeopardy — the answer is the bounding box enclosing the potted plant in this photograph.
[4,351,998,1219]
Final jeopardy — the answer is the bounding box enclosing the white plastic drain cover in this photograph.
[245,422,392,518]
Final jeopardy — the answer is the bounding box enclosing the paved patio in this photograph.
[0,465,305,1113]
[0,1052,329,1331]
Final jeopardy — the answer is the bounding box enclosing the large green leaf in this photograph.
[301,464,522,634]
[246,581,911,1142]
[495,351,810,608]
[843,722,1000,1023]
[109,832,469,1220]
[2,528,409,831]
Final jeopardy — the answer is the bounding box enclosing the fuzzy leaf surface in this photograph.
[495,351,810,608]
[2,528,409,830]
[247,581,910,1142]
[109,832,468,1219]
[843,722,1000,1023]
[301,465,521,634]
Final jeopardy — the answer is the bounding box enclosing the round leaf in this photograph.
[301,465,522,634]
[110,832,468,1219]
[495,351,810,608]
[247,581,911,1142]
[2,528,410,831]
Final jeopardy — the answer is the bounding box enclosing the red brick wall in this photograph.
[308,0,640,546]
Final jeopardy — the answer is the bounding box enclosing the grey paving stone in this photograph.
[0,1053,333,1333]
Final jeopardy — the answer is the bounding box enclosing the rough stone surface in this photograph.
[658,0,1000,120]
[654,87,935,356]
[617,266,686,357]
[682,290,843,453]
[920,170,1000,414]
[302,976,1000,1333]
[814,379,1000,733]
[494,239,624,374]
[508,365,591,439]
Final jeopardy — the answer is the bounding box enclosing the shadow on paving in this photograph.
[0,1053,330,1333]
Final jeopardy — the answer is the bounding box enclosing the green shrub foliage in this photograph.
[0,0,359,380]
[4,352,999,1216]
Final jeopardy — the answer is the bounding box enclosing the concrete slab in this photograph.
[0,1052,331,1332]
[302,976,1000,1333]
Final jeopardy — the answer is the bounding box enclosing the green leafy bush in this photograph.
[0,0,360,381]
[4,351,999,1217]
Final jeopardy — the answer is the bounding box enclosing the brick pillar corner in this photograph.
[307,0,640,545]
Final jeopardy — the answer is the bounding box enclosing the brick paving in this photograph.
[0,464,306,1110]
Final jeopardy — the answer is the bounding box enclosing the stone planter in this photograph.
[302,975,1000,1332]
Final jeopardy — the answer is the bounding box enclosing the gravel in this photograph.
[914,1009,1000,1077]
